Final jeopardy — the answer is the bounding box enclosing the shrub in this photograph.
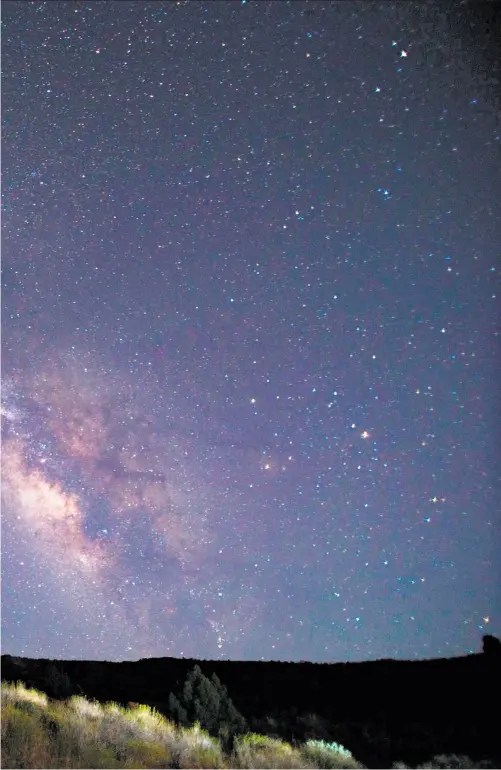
[168,664,247,745]
[394,758,493,770]
[68,694,102,719]
[43,662,76,699]
[2,680,48,710]
[1,702,53,769]
[173,721,225,769]
[123,702,171,742]
[234,732,306,769]
[417,756,481,769]
[301,739,363,769]
[39,702,95,765]
[99,705,138,748]
[297,712,333,742]
[122,738,169,768]
[307,740,354,758]
[78,744,122,769]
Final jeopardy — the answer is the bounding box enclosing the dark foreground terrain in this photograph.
[2,636,500,769]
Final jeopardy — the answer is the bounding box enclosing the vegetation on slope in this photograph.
[1,677,497,769]
[168,663,247,751]
[1,680,363,769]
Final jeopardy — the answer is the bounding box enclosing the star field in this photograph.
[2,0,500,663]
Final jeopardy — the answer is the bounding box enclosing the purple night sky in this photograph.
[2,0,500,663]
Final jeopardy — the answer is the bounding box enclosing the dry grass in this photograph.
[3,681,490,770]
[0,680,361,769]
[2,682,176,769]
[232,732,311,768]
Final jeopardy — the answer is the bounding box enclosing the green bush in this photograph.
[79,744,122,769]
[122,738,169,768]
[172,721,225,768]
[168,664,247,745]
[178,744,225,769]
[301,738,362,769]
[234,732,307,768]
[1,703,51,768]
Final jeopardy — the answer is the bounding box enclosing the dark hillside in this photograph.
[2,638,500,768]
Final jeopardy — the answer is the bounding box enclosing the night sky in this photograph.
[2,1,500,665]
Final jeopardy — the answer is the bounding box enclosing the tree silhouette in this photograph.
[168,664,247,748]
[482,634,501,657]
[43,663,75,699]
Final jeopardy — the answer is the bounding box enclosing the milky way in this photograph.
[2,0,500,662]
[2,346,266,659]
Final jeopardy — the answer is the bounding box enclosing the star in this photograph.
[1,0,495,669]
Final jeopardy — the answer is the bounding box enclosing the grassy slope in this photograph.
[1,680,363,769]
[1,681,493,769]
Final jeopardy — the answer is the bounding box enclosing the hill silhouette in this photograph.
[2,636,500,768]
